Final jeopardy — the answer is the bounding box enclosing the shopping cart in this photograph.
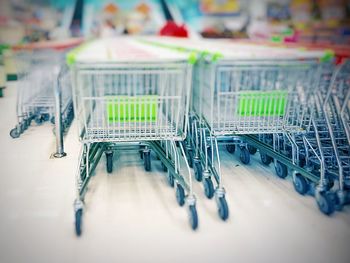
[143,37,327,220]
[301,60,350,213]
[251,59,350,215]
[69,38,197,236]
[9,49,74,140]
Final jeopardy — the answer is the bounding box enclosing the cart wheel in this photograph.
[35,115,43,125]
[106,152,113,174]
[203,177,214,199]
[42,114,50,122]
[188,205,198,230]
[161,162,168,172]
[194,161,203,182]
[217,196,229,221]
[176,184,185,206]
[275,161,288,179]
[25,118,32,127]
[10,128,20,139]
[187,149,193,168]
[260,152,273,166]
[316,191,335,215]
[247,145,257,155]
[293,173,309,195]
[239,147,250,165]
[226,144,235,154]
[75,208,83,236]
[166,172,174,187]
[144,151,151,172]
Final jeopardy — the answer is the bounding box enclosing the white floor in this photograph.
[0,82,349,263]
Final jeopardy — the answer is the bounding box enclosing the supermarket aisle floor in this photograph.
[0,82,349,263]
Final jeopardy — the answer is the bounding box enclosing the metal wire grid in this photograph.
[192,59,320,135]
[72,61,192,143]
[15,50,71,121]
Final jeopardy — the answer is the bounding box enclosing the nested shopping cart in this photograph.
[143,37,324,220]
[9,49,74,141]
[69,38,197,236]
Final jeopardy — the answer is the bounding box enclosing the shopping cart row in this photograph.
[8,37,350,236]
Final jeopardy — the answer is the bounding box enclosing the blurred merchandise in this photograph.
[159,21,188,37]
[166,0,248,38]
[82,0,165,37]
[0,0,75,44]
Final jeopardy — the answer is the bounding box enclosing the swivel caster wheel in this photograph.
[143,151,151,172]
[275,161,288,179]
[187,149,194,168]
[105,151,113,174]
[75,208,83,236]
[10,128,20,139]
[239,147,250,165]
[203,177,214,199]
[176,184,185,206]
[260,152,273,166]
[316,191,335,215]
[35,115,44,125]
[226,144,235,154]
[247,145,257,155]
[194,161,203,182]
[217,196,229,221]
[293,173,309,195]
[188,205,198,230]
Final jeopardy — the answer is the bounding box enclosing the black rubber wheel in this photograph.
[187,149,193,168]
[293,173,309,195]
[217,196,229,221]
[240,147,250,165]
[203,177,214,199]
[194,161,203,182]
[247,145,257,155]
[144,151,151,172]
[275,161,288,179]
[226,144,235,154]
[50,116,55,124]
[10,128,20,139]
[75,209,83,236]
[176,184,185,206]
[35,115,43,125]
[260,152,273,166]
[188,205,198,230]
[316,191,335,215]
[106,152,113,174]
[25,118,32,127]
[43,114,50,122]
[167,172,174,187]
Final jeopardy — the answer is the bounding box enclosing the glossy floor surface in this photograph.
[0,83,349,263]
